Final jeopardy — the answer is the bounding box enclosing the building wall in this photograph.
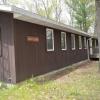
[14,19,88,82]
[0,12,16,83]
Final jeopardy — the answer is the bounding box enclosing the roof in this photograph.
[0,4,90,37]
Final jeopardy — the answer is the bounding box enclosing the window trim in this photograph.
[61,32,67,50]
[71,34,75,50]
[84,37,87,49]
[79,36,82,49]
[46,28,54,51]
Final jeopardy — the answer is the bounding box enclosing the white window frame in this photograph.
[46,28,54,51]
[84,37,87,49]
[61,32,67,50]
[71,34,75,50]
[79,36,82,49]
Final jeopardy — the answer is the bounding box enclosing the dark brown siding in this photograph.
[0,12,16,83]
[14,19,88,82]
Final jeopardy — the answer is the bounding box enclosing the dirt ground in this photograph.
[55,61,99,83]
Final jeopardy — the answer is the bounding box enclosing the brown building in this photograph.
[0,5,96,83]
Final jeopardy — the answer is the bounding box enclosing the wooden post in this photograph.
[87,39,90,60]
[95,0,100,71]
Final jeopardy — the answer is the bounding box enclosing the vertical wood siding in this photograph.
[0,12,16,83]
[14,19,88,82]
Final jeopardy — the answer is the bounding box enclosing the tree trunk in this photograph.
[95,0,100,71]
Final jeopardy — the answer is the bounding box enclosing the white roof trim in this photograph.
[0,4,90,37]
[0,4,12,12]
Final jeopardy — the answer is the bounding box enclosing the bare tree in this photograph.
[53,0,62,22]
[33,0,53,19]
[33,0,63,22]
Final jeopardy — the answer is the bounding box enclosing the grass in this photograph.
[0,61,100,100]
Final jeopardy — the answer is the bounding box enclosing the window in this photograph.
[84,37,87,49]
[0,28,1,56]
[96,39,98,47]
[46,28,54,51]
[95,39,97,48]
[61,32,67,50]
[79,36,82,49]
[71,34,75,50]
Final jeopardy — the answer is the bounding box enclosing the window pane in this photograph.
[61,32,67,50]
[71,34,75,50]
[96,39,98,47]
[79,36,82,49]
[95,39,98,48]
[84,37,87,48]
[46,29,54,51]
